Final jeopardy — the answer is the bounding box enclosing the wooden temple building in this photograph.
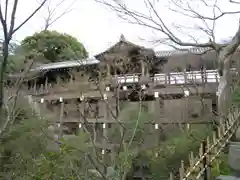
[9,35,228,156]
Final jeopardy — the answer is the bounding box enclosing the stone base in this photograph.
[236,127,240,140]
[216,175,240,180]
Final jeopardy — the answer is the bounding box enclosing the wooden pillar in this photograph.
[183,90,190,125]
[215,73,218,83]
[45,76,48,92]
[40,84,44,94]
[165,74,168,84]
[141,60,145,75]
[106,64,111,77]
[153,92,160,145]
[59,97,64,138]
[103,94,109,147]
[77,98,85,135]
[203,68,207,83]
[93,122,97,143]
[102,91,110,174]
[56,76,61,85]
[167,72,171,84]
[184,68,187,84]
[33,79,37,93]
[69,74,73,84]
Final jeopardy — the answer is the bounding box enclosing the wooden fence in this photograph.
[169,106,240,180]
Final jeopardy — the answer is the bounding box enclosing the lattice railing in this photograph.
[169,107,240,180]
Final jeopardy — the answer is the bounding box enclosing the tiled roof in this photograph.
[29,47,213,72]
[155,47,212,57]
[33,57,99,71]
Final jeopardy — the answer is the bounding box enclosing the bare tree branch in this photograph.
[0,0,47,124]
[4,0,9,22]
[230,0,240,4]
[96,0,240,138]
[11,0,47,36]
[41,0,76,30]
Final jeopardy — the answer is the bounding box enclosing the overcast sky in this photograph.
[4,0,240,56]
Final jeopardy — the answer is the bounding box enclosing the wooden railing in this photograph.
[114,68,237,85]
[25,69,237,95]
[153,70,220,85]
[113,73,141,83]
[112,70,222,85]
[169,106,240,180]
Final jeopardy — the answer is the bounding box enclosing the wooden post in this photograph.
[40,84,44,93]
[106,64,111,77]
[59,97,64,138]
[146,66,149,77]
[165,74,168,85]
[70,74,73,84]
[102,91,110,175]
[184,69,187,84]
[141,60,145,76]
[203,68,207,83]
[168,73,171,84]
[197,143,204,178]
[56,76,61,85]
[179,160,185,180]
[45,76,48,92]
[215,73,218,83]
[153,92,165,144]
[202,140,209,180]
[103,98,109,146]
[154,99,159,145]
[33,79,37,93]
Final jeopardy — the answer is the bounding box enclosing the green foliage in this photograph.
[108,103,215,179]
[0,115,95,180]
[21,30,88,63]
[210,85,240,178]
[231,86,240,106]
[146,125,213,179]
[0,117,50,179]
[0,96,96,180]
[0,43,27,73]
[211,153,233,179]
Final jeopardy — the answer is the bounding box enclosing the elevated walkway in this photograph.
[27,69,226,101]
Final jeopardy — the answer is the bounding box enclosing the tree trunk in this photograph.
[0,41,9,123]
[217,52,231,124]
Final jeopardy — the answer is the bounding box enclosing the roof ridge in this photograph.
[155,47,213,57]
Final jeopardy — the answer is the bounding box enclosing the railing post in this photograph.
[184,69,187,84]
[165,74,168,85]
[215,72,218,83]
[174,74,177,84]
[203,68,206,83]
[168,73,170,84]
[194,72,197,83]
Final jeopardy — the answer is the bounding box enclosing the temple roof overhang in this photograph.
[94,34,155,61]
[33,57,99,72]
